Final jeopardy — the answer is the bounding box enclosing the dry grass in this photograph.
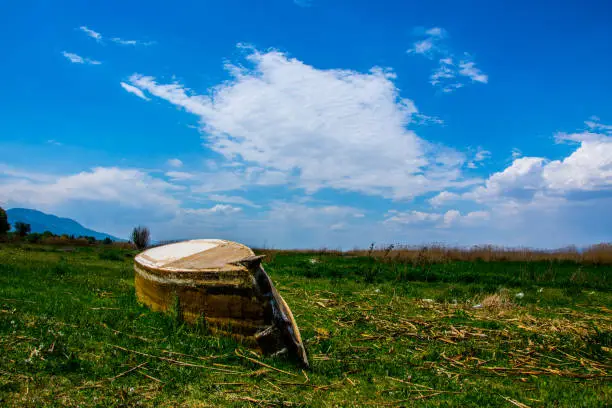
[255,243,612,264]
[346,243,612,264]
[480,292,513,310]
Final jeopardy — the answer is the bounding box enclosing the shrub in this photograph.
[25,233,42,243]
[14,222,31,237]
[131,226,150,250]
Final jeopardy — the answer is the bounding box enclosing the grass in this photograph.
[0,244,610,407]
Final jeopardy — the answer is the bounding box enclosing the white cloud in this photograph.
[165,171,196,181]
[78,26,154,46]
[384,209,441,225]
[425,27,446,38]
[408,27,447,56]
[62,51,101,65]
[412,39,435,55]
[441,83,464,93]
[466,157,548,202]
[79,26,102,41]
[208,194,260,208]
[111,38,156,46]
[428,191,460,207]
[585,117,612,134]
[127,46,476,200]
[383,121,611,246]
[46,139,62,146]
[474,149,491,162]
[544,137,612,194]
[2,117,609,250]
[458,59,488,83]
[463,210,491,224]
[167,158,183,168]
[113,38,136,45]
[467,147,491,168]
[430,58,457,87]
[120,82,150,101]
[0,164,56,183]
[182,204,242,216]
[384,208,490,229]
[448,121,612,206]
[0,166,181,238]
[412,113,444,126]
[62,52,83,63]
[442,209,461,226]
[409,28,488,92]
[186,167,289,194]
[0,167,180,209]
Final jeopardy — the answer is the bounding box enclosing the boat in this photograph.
[134,239,308,367]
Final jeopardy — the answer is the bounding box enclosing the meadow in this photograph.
[0,243,610,407]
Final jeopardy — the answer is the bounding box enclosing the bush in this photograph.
[25,233,42,244]
[14,222,31,237]
[131,226,150,250]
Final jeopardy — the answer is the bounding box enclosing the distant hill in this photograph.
[6,208,122,241]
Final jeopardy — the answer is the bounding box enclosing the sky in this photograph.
[1,0,611,249]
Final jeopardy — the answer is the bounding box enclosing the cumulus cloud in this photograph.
[62,51,101,65]
[409,28,488,92]
[428,121,612,237]
[127,46,476,200]
[0,167,180,209]
[463,128,612,203]
[428,191,460,207]
[0,166,182,238]
[389,119,612,247]
[544,137,612,194]
[120,82,150,100]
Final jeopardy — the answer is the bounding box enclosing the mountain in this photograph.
[6,208,122,241]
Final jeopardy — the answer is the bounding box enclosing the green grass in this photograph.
[0,245,610,407]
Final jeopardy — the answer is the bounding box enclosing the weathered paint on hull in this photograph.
[133,239,308,367]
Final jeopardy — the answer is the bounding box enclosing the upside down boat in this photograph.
[134,239,308,367]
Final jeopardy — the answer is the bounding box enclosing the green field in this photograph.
[0,244,610,407]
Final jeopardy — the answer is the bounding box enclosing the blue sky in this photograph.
[1,0,611,248]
